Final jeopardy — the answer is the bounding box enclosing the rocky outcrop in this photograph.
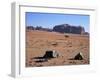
[26,26,52,32]
[53,24,85,34]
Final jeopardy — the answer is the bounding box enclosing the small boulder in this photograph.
[74,52,84,60]
[43,50,59,59]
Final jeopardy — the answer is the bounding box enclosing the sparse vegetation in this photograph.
[51,42,58,46]
[64,34,69,38]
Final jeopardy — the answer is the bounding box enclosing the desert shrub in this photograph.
[51,42,58,46]
[69,45,72,47]
[64,34,69,38]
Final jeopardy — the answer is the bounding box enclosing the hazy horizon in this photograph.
[26,12,90,32]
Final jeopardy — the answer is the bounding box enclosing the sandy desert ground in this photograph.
[26,29,89,67]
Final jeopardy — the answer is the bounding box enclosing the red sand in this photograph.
[26,30,89,67]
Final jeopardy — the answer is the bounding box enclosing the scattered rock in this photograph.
[69,61,76,64]
[74,52,84,60]
[29,61,32,63]
[43,50,59,59]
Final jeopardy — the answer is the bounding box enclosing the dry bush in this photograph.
[64,35,69,38]
[51,42,58,46]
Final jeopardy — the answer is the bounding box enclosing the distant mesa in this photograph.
[26,24,89,35]
[53,24,85,34]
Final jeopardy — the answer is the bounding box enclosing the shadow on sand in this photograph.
[31,56,49,63]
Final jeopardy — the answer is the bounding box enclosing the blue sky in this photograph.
[26,12,90,32]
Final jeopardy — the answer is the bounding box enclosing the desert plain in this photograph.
[26,29,89,67]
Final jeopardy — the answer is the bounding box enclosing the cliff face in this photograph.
[53,24,85,34]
